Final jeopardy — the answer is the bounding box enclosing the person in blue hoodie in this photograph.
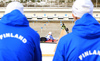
[53,0,100,61]
[0,2,42,61]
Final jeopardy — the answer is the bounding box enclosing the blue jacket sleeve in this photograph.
[53,37,66,61]
[50,35,54,40]
[33,32,42,61]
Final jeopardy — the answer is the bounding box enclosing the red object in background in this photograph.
[45,39,57,43]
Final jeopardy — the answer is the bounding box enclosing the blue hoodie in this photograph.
[0,10,42,61]
[53,13,100,61]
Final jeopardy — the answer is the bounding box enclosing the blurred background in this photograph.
[0,0,99,7]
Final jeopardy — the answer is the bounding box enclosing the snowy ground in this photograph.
[40,43,57,61]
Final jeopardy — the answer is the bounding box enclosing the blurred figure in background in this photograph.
[46,32,54,41]
[0,2,42,61]
[61,23,69,34]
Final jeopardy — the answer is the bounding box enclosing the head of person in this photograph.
[72,0,94,21]
[63,23,64,25]
[48,32,52,35]
[5,1,24,14]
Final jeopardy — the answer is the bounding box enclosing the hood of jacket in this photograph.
[0,9,29,26]
[72,13,100,39]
